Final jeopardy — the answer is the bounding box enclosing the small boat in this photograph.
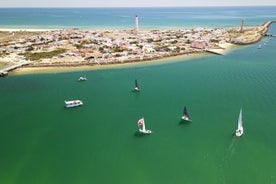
[65,100,83,108]
[78,76,87,81]
[138,118,151,134]
[257,44,262,49]
[134,79,140,91]
[182,106,192,121]
[235,109,244,137]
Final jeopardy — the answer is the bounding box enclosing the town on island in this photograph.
[0,17,274,76]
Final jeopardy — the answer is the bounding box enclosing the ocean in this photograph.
[0,7,276,29]
[1,7,276,184]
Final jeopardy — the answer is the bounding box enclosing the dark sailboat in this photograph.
[134,79,140,91]
[182,106,192,121]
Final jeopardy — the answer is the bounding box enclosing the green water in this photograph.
[1,41,276,183]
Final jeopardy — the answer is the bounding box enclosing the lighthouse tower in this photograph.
[240,19,244,33]
[135,15,139,33]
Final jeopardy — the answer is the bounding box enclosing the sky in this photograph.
[1,0,276,7]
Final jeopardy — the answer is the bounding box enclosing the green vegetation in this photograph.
[20,48,67,61]
[0,50,9,57]
[0,62,8,70]
[74,40,98,49]
[171,40,178,44]
[112,46,123,53]
[210,39,219,43]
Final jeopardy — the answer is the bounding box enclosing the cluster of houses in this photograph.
[0,27,231,65]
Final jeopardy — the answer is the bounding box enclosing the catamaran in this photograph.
[134,79,140,91]
[65,100,83,108]
[182,106,192,121]
[235,109,244,137]
[138,118,151,134]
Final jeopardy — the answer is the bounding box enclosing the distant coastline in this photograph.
[0,20,272,76]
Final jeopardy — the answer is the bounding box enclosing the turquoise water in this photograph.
[0,7,276,29]
[1,35,276,184]
[1,7,276,184]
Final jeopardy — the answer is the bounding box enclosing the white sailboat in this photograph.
[182,106,192,121]
[138,118,151,134]
[235,109,244,137]
[134,79,140,91]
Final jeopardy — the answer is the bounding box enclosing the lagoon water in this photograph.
[1,7,276,184]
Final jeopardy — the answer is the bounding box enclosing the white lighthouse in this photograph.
[135,15,139,33]
[240,19,244,33]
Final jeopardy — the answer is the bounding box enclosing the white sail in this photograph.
[138,118,151,134]
[238,109,243,129]
[235,108,243,137]
[142,122,146,132]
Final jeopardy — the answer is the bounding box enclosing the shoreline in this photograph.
[1,20,271,76]
[11,43,237,75]
[0,28,59,32]
[11,52,210,75]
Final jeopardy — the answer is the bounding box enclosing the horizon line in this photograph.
[0,5,276,8]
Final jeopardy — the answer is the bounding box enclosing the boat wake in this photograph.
[217,137,238,184]
[228,137,238,157]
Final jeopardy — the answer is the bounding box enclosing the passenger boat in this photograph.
[78,76,87,81]
[65,100,83,108]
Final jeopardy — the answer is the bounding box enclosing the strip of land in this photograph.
[0,21,273,75]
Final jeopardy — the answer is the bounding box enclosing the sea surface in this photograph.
[0,6,276,29]
[1,7,276,184]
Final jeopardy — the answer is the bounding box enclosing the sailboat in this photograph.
[138,118,151,134]
[235,109,244,137]
[134,79,140,91]
[182,106,192,121]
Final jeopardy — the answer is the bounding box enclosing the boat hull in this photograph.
[65,100,83,108]
[78,77,87,81]
[139,129,152,134]
[134,87,140,91]
[182,116,192,121]
[235,129,244,137]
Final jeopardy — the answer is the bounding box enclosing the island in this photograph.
[0,21,273,76]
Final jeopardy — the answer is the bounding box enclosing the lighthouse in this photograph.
[135,15,139,33]
[240,19,244,33]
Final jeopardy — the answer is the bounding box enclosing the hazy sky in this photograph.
[1,0,276,7]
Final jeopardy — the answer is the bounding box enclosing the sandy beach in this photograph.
[11,52,209,75]
[0,28,59,32]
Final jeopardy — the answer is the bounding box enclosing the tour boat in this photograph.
[134,79,140,91]
[235,109,244,137]
[138,118,151,134]
[78,76,87,81]
[182,106,192,121]
[65,100,83,108]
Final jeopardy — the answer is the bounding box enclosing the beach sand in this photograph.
[11,52,209,75]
